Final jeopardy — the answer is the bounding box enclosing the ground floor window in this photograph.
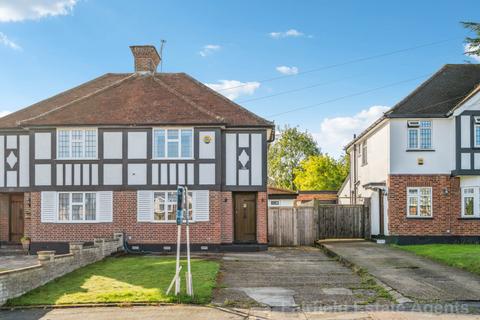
[58,192,96,222]
[461,187,480,218]
[406,187,432,217]
[153,191,193,222]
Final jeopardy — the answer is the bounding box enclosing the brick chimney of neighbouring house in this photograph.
[130,45,161,73]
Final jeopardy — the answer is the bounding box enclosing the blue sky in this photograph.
[0,0,479,157]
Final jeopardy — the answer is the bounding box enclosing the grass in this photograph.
[350,268,394,305]
[7,256,219,306]
[393,244,480,276]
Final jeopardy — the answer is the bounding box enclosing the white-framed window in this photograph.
[57,128,97,159]
[407,187,432,217]
[153,191,193,222]
[153,128,193,159]
[361,141,367,166]
[58,192,97,222]
[461,187,480,217]
[475,125,480,148]
[407,120,432,150]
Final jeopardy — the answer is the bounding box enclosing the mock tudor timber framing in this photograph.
[0,126,268,192]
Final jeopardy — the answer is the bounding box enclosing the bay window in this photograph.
[153,128,193,159]
[58,192,97,222]
[153,191,193,222]
[407,187,432,217]
[57,128,97,159]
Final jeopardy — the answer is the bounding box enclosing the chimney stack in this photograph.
[130,45,161,73]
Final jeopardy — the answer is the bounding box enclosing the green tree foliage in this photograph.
[268,126,319,190]
[462,21,480,57]
[293,153,349,191]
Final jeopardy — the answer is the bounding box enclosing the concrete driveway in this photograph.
[319,240,480,303]
[213,246,392,309]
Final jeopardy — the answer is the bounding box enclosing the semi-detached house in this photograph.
[339,64,480,244]
[0,45,274,253]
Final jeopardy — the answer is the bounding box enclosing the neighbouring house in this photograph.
[267,187,337,207]
[339,64,480,244]
[296,190,337,205]
[267,187,297,207]
[0,45,274,253]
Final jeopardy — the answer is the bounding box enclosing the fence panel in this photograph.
[268,204,369,246]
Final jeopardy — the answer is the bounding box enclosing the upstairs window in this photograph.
[475,118,480,147]
[407,187,432,217]
[153,128,193,159]
[407,120,432,150]
[57,128,97,159]
[361,141,367,166]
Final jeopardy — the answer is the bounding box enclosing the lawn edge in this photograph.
[390,244,480,277]
[315,241,413,305]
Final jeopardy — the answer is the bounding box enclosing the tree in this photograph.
[462,21,480,57]
[293,153,349,191]
[268,126,319,190]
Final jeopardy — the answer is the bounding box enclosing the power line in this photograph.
[237,72,368,104]
[266,73,432,118]
[217,37,460,93]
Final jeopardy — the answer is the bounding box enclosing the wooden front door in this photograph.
[234,193,257,243]
[9,194,24,243]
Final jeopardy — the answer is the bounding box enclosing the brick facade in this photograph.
[388,174,480,236]
[23,190,267,246]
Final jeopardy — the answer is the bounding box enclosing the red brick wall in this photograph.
[388,175,480,236]
[0,194,9,242]
[26,190,268,245]
[256,192,268,244]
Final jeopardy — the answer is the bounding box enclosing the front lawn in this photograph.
[394,244,480,276]
[8,256,219,306]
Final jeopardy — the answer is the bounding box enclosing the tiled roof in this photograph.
[386,64,480,117]
[0,72,273,129]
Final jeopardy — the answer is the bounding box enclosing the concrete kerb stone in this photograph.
[315,241,414,305]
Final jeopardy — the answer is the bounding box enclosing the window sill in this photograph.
[151,158,195,161]
[406,216,433,219]
[458,217,480,220]
[141,221,196,224]
[56,158,99,161]
[405,149,435,152]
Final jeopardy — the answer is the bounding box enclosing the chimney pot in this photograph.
[130,45,161,73]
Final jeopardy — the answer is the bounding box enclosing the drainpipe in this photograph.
[352,134,357,205]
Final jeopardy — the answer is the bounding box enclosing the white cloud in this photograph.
[465,43,480,62]
[205,80,260,101]
[276,66,299,75]
[312,105,390,158]
[0,110,11,118]
[199,44,221,57]
[269,29,307,39]
[0,0,78,22]
[0,32,21,50]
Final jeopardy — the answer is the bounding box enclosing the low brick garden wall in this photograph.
[0,236,123,305]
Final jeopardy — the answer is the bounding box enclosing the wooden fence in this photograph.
[268,204,370,246]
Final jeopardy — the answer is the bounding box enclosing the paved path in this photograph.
[213,247,391,309]
[319,240,480,302]
[1,306,479,320]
